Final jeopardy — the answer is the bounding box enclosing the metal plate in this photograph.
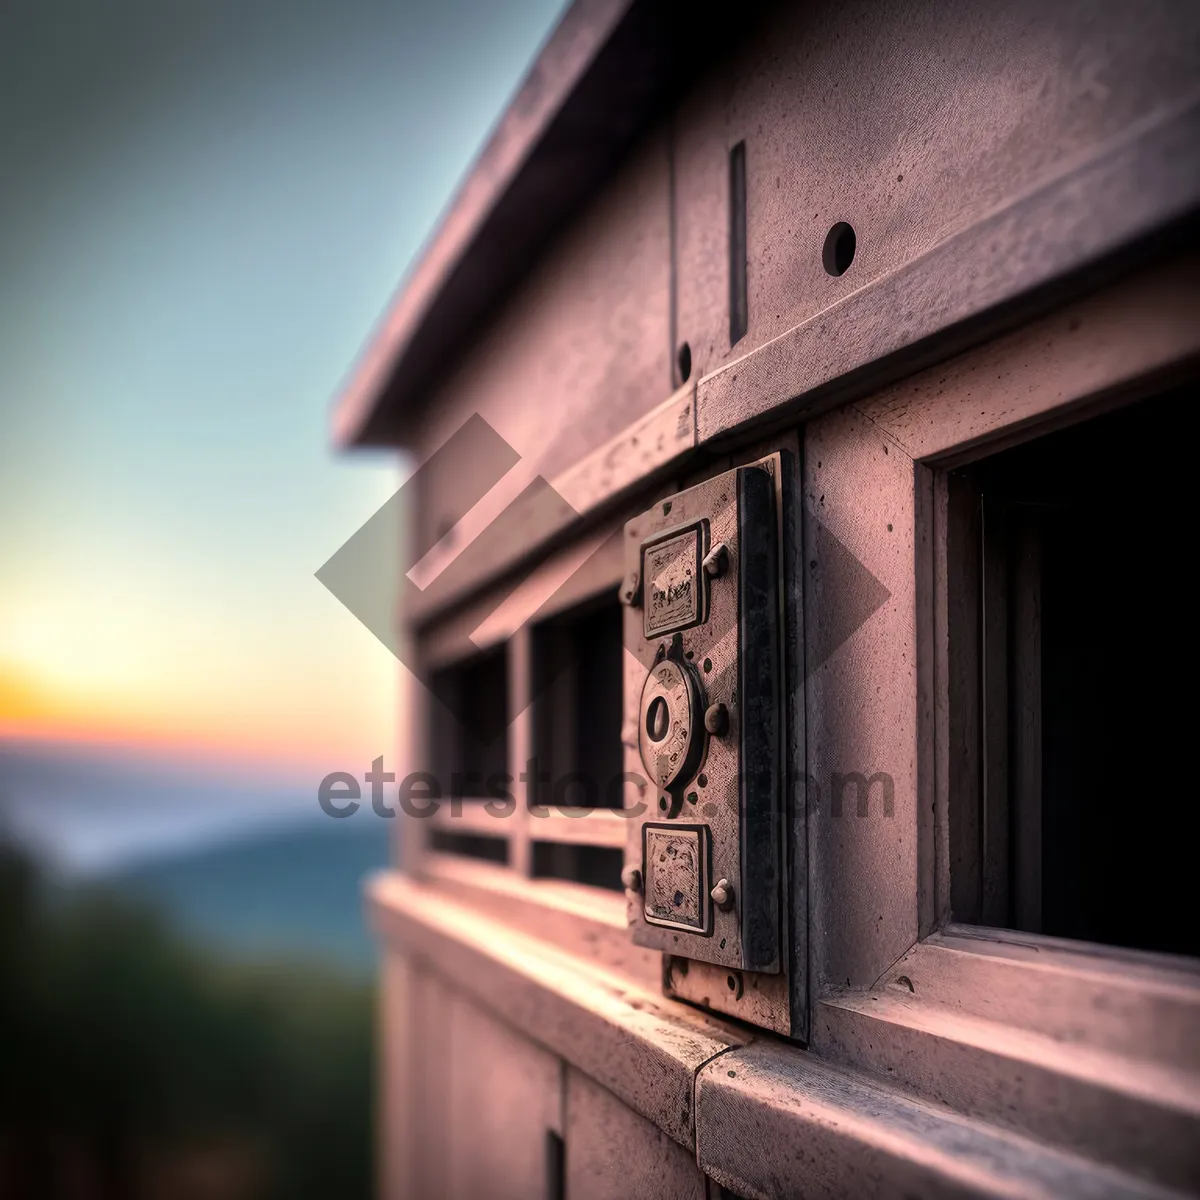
[643,823,710,933]
[622,455,786,974]
[641,522,707,637]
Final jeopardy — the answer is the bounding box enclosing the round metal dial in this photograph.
[637,657,704,793]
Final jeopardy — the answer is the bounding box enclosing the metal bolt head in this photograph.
[702,542,729,578]
[621,865,643,893]
[704,702,729,737]
[711,878,734,911]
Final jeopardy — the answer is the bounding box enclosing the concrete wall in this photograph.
[378,2,1200,1196]
[409,0,1198,555]
[380,947,710,1200]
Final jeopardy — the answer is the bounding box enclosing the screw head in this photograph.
[710,878,734,911]
[621,865,643,893]
[702,542,729,578]
[704,702,729,737]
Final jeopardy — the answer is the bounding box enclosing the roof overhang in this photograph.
[331,0,720,448]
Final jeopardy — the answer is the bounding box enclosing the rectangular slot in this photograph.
[729,140,748,346]
[945,381,1196,958]
[545,1130,565,1200]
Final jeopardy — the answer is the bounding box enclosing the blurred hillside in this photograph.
[1,741,394,1199]
[1,837,378,1200]
[1,738,393,974]
[112,818,392,976]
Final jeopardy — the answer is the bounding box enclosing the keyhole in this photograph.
[646,696,670,742]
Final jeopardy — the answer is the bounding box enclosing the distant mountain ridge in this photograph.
[0,736,318,874]
[1,737,393,974]
[110,816,393,975]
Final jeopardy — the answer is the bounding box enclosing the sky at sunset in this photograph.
[0,0,564,858]
[1,2,561,758]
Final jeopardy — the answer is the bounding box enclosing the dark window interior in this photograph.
[429,647,508,798]
[947,382,1196,959]
[428,830,508,864]
[532,597,625,810]
[531,844,623,891]
[528,595,625,891]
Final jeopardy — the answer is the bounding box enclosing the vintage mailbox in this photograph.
[621,453,789,974]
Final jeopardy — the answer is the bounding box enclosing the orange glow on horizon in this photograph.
[0,662,402,779]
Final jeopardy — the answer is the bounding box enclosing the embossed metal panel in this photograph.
[622,454,787,973]
[643,823,710,933]
[642,523,708,636]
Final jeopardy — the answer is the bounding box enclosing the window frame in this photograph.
[796,246,1200,1186]
[408,516,635,888]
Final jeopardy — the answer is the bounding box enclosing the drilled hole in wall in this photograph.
[677,341,692,383]
[822,221,856,277]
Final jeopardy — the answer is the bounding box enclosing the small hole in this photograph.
[677,342,692,383]
[686,791,698,805]
[703,658,712,673]
[659,796,668,811]
[663,501,673,516]
[726,974,737,991]
[822,221,856,277]
[697,773,707,787]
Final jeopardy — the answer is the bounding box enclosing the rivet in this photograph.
[702,542,729,578]
[704,703,729,737]
[710,878,734,911]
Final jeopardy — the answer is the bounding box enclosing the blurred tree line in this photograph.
[0,840,374,1200]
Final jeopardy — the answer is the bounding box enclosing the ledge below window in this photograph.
[367,870,1192,1198]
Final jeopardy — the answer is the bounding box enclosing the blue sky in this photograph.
[0,0,565,776]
